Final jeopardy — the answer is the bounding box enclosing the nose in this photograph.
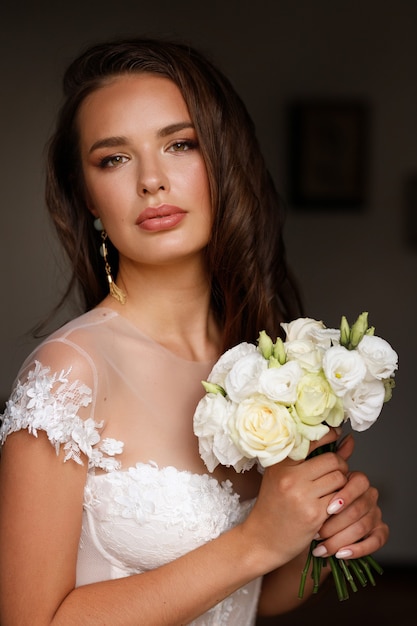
[137,155,169,196]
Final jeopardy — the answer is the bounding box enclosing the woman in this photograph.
[0,39,387,625]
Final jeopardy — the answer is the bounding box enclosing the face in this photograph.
[77,73,212,270]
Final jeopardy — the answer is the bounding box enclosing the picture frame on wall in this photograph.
[288,100,370,209]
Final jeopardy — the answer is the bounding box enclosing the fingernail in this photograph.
[327,498,344,515]
[312,544,327,557]
[335,426,343,436]
[335,548,353,559]
[313,532,321,540]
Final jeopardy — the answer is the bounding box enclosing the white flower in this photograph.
[193,315,397,478]
[258,361,303,403]
[207,342,257,387]
[228,395,306,467]
[295,372,343,426]
[292,409,330,443]
[224,351,267,403]
[344,379,386,431]
[309,326,341,348]
[285,339,324,372]
[193,393,252,472]
[100,438,124,456]
[281,317,327,341]
[357,334,398,380]
[323,345,367,396]
[71,417,101,457]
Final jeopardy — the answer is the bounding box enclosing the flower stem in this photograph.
[329,556,349,601]
[349,559,368,587]
[312,554,322,593]
[366,554,384,575]
[298,542,314,599]
[338,559,358,593]
[299,440,384,601]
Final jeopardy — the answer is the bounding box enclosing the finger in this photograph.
[314,520,389,560]
[334,522,389,559]
[309,427,342,455]
[335,433,355,461]
[325,471,371,517]
[302,453,348,490]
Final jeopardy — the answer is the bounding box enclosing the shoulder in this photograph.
[0,308,124,470]
[18,307,119,384]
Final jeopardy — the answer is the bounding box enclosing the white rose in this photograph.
[224,351,267,403]
[357,334,398,380]
[295,372,341,426]
[292,409,330,443]
[281,317,326,341]
[229,395,303,467]
[258,361,303,403]
[281,317,339,347]
[207,342,257,387]
[344,379,386,431]
[323,345,367,397]
[285,339,324,372]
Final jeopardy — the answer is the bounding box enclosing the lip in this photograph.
[136,204,187,232]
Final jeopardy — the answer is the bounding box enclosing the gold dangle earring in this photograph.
[94,217,127,305]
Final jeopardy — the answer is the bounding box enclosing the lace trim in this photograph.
[0,361,123,471]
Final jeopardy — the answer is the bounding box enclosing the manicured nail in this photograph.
[335,548,353,559]
[335,426,343,436]
[327,498,344,515]
[312,544,327,557]
[313,532,321,540]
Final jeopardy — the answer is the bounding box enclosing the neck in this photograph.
[106,256,222,362]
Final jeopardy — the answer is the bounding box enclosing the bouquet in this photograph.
[193,312,398,601]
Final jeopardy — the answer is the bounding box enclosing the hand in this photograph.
[312,434,389,560]
[243,429,349,571]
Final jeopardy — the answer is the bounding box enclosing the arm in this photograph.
[0,426,350,625]
[257,434,389,616]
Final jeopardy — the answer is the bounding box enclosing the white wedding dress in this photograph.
[0,308,262,625]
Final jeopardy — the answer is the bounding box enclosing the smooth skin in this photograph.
[0,74,388,625]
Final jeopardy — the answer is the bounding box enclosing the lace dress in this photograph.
[0,308,262,625]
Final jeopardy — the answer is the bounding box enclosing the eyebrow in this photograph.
[88,121,195,154]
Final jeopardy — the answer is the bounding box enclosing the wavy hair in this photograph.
[45,38,303,349]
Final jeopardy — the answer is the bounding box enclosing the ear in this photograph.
[85,192,99,218]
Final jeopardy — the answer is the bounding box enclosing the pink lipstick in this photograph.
[136,205,186,232]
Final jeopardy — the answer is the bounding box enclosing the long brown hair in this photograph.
[45,38,303,349]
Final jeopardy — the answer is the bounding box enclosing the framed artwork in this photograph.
[288,101,370,209]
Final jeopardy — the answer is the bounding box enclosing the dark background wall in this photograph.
[1,0,416,568]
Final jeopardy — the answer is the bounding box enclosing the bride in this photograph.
[0,38,388,625]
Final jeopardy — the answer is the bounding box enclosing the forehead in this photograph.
[77,73,191,138]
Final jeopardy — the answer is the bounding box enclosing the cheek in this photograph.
[188,162,212,208]
[83,171,131,216]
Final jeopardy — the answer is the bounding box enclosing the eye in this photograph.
[168,139,198,153]
[99,154,129,168]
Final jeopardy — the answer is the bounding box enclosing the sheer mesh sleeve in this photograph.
[0,343,123,471]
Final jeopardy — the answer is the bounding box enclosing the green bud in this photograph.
[258,330,274,359]
[201,381,226,396]
[383,378,395,403]
[268,356,281,369]
[350,312,369,348]
[340,316,350,348]
[273,337,287,364]
[366,326,375,336]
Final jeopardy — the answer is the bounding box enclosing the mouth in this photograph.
[136,204,187,232]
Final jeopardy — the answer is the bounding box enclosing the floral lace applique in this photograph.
[92,462,242,541]
[0,361,123,471]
